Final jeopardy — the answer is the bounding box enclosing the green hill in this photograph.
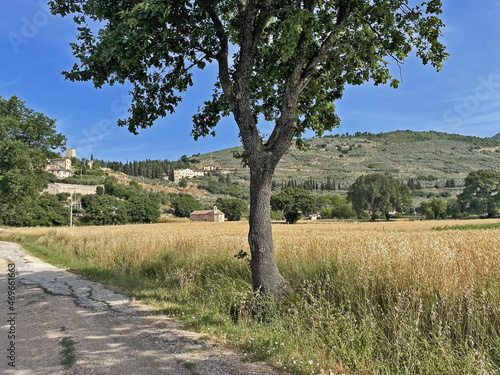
[195,130,500,190]
[493,132,500,139]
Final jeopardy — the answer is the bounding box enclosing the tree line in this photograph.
[272,177,341,191]
[269,170,500,224]
[96,154,198,180]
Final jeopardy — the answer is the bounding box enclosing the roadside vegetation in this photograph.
[2,219,500,374]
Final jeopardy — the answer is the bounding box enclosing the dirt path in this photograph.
[0,240,278,375]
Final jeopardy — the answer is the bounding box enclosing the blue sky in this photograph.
[1,1,499,162]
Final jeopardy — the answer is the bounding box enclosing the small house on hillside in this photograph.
[190,206,225,222]
[46,166,73,179]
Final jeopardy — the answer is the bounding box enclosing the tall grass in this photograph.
[2,218,500,374]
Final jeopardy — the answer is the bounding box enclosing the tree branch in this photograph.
[355,13,405,68]
[202,4,234,106]
[299,0,355,89]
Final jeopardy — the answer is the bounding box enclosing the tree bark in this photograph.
[247,160,289,300]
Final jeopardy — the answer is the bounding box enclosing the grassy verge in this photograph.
[432,222,500,231]
[2,229,500,374]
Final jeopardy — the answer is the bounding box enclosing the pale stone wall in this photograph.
[43,183,101,196]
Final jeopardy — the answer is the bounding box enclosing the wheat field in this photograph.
[3,218,500,374]
[5,218,500,299]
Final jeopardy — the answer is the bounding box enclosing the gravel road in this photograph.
[0,240,278,375]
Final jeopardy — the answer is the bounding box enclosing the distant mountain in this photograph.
[195,130,500,188]
[493,132,500,139]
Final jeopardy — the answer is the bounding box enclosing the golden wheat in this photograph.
[3,218,500,299]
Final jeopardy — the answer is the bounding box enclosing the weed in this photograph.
[60,336,77,369]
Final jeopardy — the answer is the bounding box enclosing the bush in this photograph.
[172,194,202,217]
[0,193,70,227]
[215,198,248,221]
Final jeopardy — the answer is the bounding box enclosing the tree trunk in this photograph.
[248,164,289,301]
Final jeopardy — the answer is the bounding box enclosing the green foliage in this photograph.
[125,194,161,224]
[103,176,144,199]
[417,174,437,181]
[172,194,202,218]
[0,193,70,227]
[458,169,500,218]
[60,175,105,185]
[0,96,66,215]
[319,195,357,219]
[83,195,129,225]
[270,187,315,224]
[445,199,461,219]
[80,178,161,225]
[60,336,77,369]
[178,178,188,188]
[215,198,248,221]
[407,178,422,190]
[432,222,500,231]
[96,185,104,196]
[50,0,447,145]
[347,174,412,221]
[418,198,447,220]
[169,165,175,182]
[197,179,248,200]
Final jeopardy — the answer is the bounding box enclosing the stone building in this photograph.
[174,168,204,182]
[190,206,225,222]
[46,148,76,179]
[52,158,72,171]
[46,167,73,179]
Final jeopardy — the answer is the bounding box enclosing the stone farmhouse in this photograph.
[190,206,225,222]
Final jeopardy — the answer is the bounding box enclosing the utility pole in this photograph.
[70,190,75,227]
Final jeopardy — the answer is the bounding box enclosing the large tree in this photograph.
[347,174,411,221]
[215,197,249,221]
[50,0,446,299]
[0,96,66,222]
[271,187,315,224]
[458,169,500,218]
